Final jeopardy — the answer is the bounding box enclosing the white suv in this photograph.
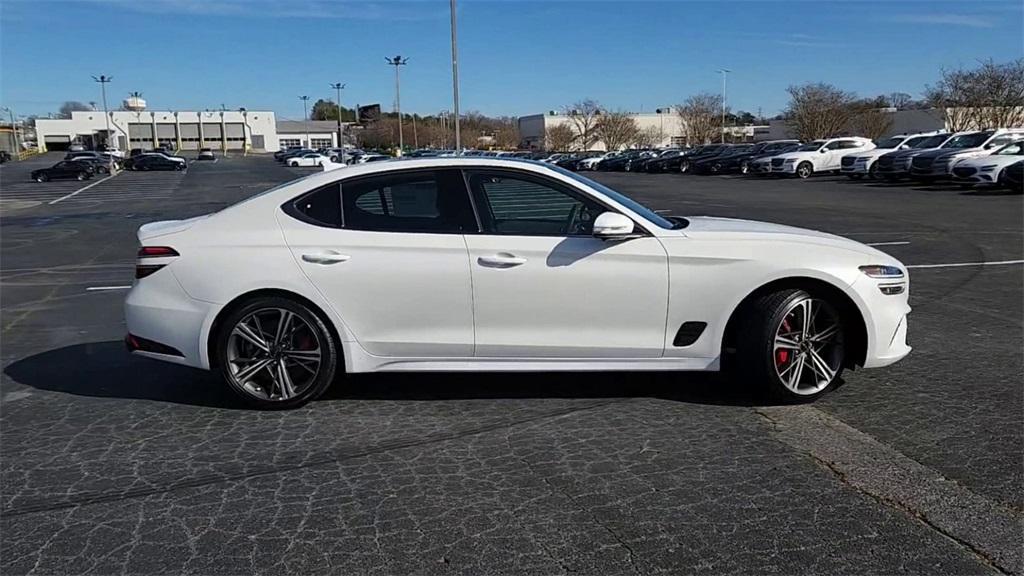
[770,137,875,179]
[841,132,943,179]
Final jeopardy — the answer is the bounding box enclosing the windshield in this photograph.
[875,137,904,149]
[549,164,680,229]
[942,132,992,149]
[796,141,826,152]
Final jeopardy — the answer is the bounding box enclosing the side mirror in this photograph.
[819,148,828,154]
[592,212,635,240]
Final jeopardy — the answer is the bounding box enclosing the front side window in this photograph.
[466,170,605,236]
[797,141,826,152]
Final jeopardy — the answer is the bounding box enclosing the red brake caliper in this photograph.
[776,319,791,368]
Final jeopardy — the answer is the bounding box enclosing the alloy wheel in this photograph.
[772,297,843,395]
[226,308,322,402]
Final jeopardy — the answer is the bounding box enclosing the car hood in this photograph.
[681,216,890,259]
[915,148,976,160]
[855,147,900,158]
[955,154,1021,168]
[773,151,816,160]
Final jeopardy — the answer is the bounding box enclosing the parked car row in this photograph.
[535,128,1023,191]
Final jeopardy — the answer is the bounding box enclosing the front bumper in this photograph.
[850,274,912,369]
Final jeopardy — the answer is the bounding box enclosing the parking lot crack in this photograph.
[755,406,1023,575]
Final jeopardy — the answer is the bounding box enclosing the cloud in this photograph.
[887,13,997,28]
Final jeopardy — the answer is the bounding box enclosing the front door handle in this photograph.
[302,252,350,265]
[478,253,527,268]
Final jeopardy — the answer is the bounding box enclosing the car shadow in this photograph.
[4,341,765,409]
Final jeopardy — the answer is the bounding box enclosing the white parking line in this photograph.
[85,285,132,291]
[866,241,911,247]
[907,260,1024,269]
[48,173,118,205]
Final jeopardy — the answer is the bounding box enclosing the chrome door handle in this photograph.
[478,253,527,268]
[302,252,350,264]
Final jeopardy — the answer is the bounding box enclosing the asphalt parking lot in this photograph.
[1,153,1021,575]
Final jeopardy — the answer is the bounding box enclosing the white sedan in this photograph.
[287,153,331,167]
[951,140,1024,186]
[125,158,911,408]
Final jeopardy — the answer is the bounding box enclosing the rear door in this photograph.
[278,168,478,358]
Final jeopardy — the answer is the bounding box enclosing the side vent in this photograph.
[673,322,707,347]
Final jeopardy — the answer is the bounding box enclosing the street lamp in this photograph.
[385,55,409,154]
[329,82,346,163]
[449,0,461,151]
[92,75,113,166]
[717,68,731,144]
[299,95,310,148]
[1,106,21,155]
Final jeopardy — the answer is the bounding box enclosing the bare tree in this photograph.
[632,125,663,149]
[925,59,1024,130]
[58,101,90,119]
[888,92,913,110]
[595,110,639,151]
[563,99,602,150]
[784,83,858,140]
[544,123,576,152]
[675,92,724,145]
[848,102,894,140]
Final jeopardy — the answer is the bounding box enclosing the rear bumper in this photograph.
[124,268,217,370]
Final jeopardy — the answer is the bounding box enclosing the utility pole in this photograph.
[718,69,730,144]
[385,55,408,154]
[299,95,310,148]
[92,75,113,167]
[450,0,461,151]
[330,82,346,163]
[2,107,20,155]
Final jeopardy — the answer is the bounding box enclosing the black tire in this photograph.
[867,163,879,179]
[710,163,722,174]
[796,162,813,179]
[734,289,845,403]
[679,160,691,173]
[36,174,49,182]
[175,163,185,171]
[215,296,339,409]
[740,161,750,174]
[76,172,87,181]
[846,174,862,180]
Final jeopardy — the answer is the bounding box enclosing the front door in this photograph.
[278,169,478,358]
[462,169,669,358]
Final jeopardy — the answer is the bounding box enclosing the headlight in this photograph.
[979,165,997,171]
[784,158,796,163]
[859,265,905,279]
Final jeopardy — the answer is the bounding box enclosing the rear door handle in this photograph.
[302,251,350,265]
[478,253,527,268]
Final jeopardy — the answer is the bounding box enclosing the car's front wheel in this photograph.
[679,160,691,173]
[740,161,750,174]
[76,172,88,181]
[736,289,845,402]
[796,162,814,179]
[215,297,339,409]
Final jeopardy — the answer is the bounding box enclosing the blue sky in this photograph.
[2,0,1021,120]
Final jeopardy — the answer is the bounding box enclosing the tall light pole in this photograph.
[1,107,20,154]
[299,95,310,148]
[385,55,409,154]
[449,0,461,151]
[329,82,346,163]
[718,69,730,144]
[92,75,113,164]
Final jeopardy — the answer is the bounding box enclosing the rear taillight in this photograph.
[136,246,179,279]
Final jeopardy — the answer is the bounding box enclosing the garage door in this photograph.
[44,135,72,151]
[179,123,199,150]
[129,124,154,149]
[156,124,177,149]
[202,123,222,147]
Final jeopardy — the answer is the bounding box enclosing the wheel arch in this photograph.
[205,288,345,372]
[721,276,868,370]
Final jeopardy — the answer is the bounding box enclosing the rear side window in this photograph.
[292,183,342,227]
[341,169,475,233]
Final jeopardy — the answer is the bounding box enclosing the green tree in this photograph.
[310,99,356,122]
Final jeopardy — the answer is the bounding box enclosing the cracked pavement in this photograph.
[1,155,1021,574]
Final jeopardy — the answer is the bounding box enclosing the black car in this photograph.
[597,150,650,171]
[675,145,732,173]
[278,148,315,162]
[274,146,303,160]
[68,156,120,174]
[624,151,665,172]
[644,149,695,173]
[691,144,756,174]
[128,154,186,171]
[720,141,801,174]
[1000,160,1023,192]
[31,160,95,182]
[910,131,995,181]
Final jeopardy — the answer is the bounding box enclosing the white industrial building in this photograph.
[519,110,686,150]
[275,120,347,149]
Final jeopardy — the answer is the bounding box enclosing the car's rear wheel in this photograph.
[76,172,87,181]
[35,174,49,182]
[796,162,813,179]
[679,160,691,173]
[736,289,845,402]
[215,297,338,409]
[740,161,750,174]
